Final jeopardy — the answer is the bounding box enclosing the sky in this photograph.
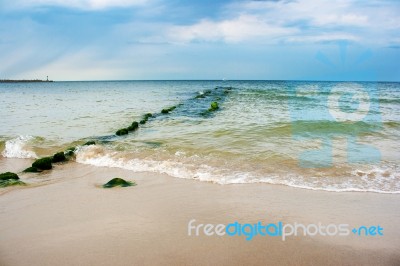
[0,0,399,81]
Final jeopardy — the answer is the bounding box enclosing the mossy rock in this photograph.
[0,179,26,188]
[52,152,66,163]
[139,118,148,124]
[144,113,153,119]
[139,113,153,124]
[32,157,53,170]
[127,121,139,131]
[132,121,139,128]
[161,106,177,114]
[127,125,136,131]
[103,178,136,188]
[204,89,212,95]
[0,172,19,181]
[208,101,219,111]
[23,167,41,173]
[211,101,219,109]
[116,128,129,136]
[83,141,96,146]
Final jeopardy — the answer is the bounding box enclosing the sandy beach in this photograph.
[1,158,399,266]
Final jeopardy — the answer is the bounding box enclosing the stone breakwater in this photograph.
[0,86,234,188]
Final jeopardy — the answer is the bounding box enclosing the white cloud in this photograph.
[168,15,297,43]
[312,14,368,27]
[163,0,400,45]
[4,0,150,10]
[232,0,370,27]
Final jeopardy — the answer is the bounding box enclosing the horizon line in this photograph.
[5,79,397,83]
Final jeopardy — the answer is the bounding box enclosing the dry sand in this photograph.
[0,158,399,266]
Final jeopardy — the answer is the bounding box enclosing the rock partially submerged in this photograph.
[161,106,176,114]
[116,120,140,136]
[0,172,19,181]
[140,113,153,124]
[0,179,26,188]
[116,128,129,136]
[52,152,66,163]
[209,101,219,111]
[32,157,53,170]
[65,147,76,156]
[24,151,68,173]
[83,141,96,146]
[127,121,139,131]
[23,167,41,173]
[103,178,136,188]
[0,172,24,187]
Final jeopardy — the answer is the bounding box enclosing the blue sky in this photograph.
[0,0,399,81]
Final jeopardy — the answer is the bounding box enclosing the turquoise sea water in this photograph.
[0,80,399,193]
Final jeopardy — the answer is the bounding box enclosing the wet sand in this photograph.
[0,158,399,266]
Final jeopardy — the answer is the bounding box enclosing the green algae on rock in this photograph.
[83,141,96,146]
[102,178,136,188]
[209,101,219,111]
[161,106,177,114]
[128,121,139,131]
[23,167,41,173]
[116,128,129,136]
[140,113,153,124]
[0,172,19,181]
[0,179,26,188]
[52,152,66,163]
[32,157,53,170]
[0,172,24,188]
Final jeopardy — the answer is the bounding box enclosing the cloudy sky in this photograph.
[0,0,399,81]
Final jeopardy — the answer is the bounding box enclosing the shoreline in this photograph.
[1,157,400,265]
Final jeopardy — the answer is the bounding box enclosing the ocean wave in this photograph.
[75,145,220,181]
[75,145,400,194]
[1,135,38,159]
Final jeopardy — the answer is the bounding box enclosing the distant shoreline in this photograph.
[0,79,54,83]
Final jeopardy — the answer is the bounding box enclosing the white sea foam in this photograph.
[1,136,38,159]
[75,145,219,182]
[75,145,400,194]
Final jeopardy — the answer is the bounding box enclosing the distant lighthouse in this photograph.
[46,76,49,82]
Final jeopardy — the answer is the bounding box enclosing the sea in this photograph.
[0,80,399,193]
